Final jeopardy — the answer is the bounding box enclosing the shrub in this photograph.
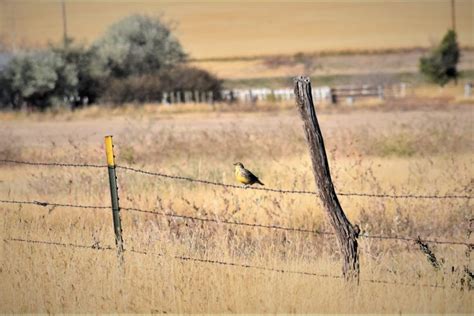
[100,66,222,104]
[50,40,102,105]
[0,50,77,110]
[0,39,104,110]
[100,75,162,104]
[419,30,460,86]
[156,66,222,94]
[92,14,187,78]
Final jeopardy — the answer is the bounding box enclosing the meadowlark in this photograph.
[233,162,264,186]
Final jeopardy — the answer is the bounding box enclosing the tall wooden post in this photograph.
[294,76,359,280]
[105,135,124,263]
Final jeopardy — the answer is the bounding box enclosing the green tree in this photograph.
[1,50,78,109]
[92,14,187,78]
[419,30,460,86]
[51,39,102,104]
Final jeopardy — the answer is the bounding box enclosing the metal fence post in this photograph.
[104,135,124,263]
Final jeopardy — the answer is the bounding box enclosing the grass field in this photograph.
[195,49,474,81]
[1,0,473,59]
[0,99,473,313]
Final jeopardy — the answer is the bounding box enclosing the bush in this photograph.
[100,75,162,104]
[419,30,460,86]
[92,14,187,78]
[0,50,77,110]
[100,66,222,104]
[0,15,221,109]
[51,40,102,105]
[0,40,102,110]
[157,66,222,93]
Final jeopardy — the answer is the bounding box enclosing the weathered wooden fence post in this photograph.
[294,76,360,280]
[104,135,124,263]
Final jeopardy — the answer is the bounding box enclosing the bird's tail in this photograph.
[256,179,264,186]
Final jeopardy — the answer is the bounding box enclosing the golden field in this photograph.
[1,0,473,59]
[192,49,474,80]
[0,98,473,313]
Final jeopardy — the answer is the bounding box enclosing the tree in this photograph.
[1,50,77,109]
[419,29,460,86]
[50,39,102,104]
[92,14,187,78]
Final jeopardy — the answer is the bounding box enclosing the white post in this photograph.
[378,85,384,100]
[400,82,406,98]
[207,91,213,104]
[162,92,169,105]
[194,90,199,103]
[176,91,182,104]
[464,82,472,98]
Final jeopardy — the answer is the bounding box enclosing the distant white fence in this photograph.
[148,81,474,106]
[61,82,473,108]
[221,86,332,103]
[157,84,406,105]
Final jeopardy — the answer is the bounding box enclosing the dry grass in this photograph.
[0,102,473,313]
[192,50,474,80]
[2,1,473,59]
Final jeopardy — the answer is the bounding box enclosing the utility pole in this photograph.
[451,0,456,32]
[61,0,68,48]
[10,1,17,52]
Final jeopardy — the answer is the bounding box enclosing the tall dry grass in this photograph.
[0,103,472,313]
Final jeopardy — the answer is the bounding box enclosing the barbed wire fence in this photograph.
[2,159,471,200]
[3,236,448,290]
[0,158,473,289]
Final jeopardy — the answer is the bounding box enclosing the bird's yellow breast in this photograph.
[235,168,252,184]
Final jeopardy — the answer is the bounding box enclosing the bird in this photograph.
[233,162,264,186]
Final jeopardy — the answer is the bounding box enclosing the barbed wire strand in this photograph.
[0,199,471,247]
[122,206,333,236]
[1,159,470,199]
[122,205,473,247]
[3,237,339,278]
[4,237,446,289]
[0,159,106,169]
[4,237,113,251]
[359,233,473,247]
[116,165,472,200]
[0,199,109,210]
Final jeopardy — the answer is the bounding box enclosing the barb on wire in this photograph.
[3,237,447,289]
[122,205,473,247]
[0,198,110,210]
[0,159,106,169]
[117,165,472,200]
